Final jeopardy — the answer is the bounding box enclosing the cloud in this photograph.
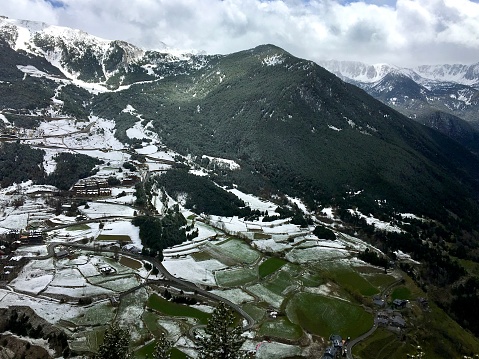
[0,0,478,66]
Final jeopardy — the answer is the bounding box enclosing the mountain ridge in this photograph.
[0,18,478,222]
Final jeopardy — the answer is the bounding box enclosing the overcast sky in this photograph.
[0,0,478,67]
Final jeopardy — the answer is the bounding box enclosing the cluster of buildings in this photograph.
[71,178,111,197]
[1,230,43,244]
[322,335,348,358]
[70,174,140,197]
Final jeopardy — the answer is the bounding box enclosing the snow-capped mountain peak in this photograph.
[0,16,210,91]
[318,60,401,83]
[320,59,479,88]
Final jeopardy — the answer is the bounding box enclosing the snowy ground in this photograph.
[210,288,255,305]
[80,202,135,219]
[162,256,227,285]
[0,288,81,324]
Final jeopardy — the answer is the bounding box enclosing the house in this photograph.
[373,295,386,307]
[391,315,406,328]
[321,335,343,358]
[26,230,43,244]
[99,265,114,274]
[393,299,408,309]
[109,295,120,307]
[377,317,389,326]
[322,347,337,359]
[55,249,69,259]
[330,334,343,349]
[417,297,429,308]
[121,174,140,186]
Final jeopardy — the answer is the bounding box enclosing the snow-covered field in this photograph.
[80,202,135,219]
[162,256,227,285]
[247,284,284,309]
[210,288,255,305]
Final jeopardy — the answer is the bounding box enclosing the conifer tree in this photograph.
[152,332,172,359]
[196,302,246,359]
[95,324,130,359]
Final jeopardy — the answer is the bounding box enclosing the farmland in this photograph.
[0,114,473,358]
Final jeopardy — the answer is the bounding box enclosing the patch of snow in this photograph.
[10,260,54,295]
[321,207,334,219]
[121,105,137,114]
[286,246,349,264]
[80,202,135,219]
[210,288,255,305]
[162,256,227,285]
[262,54,284,66]
[328,125,342,131]
[0,113,10,124]
[202,155,240,171]
[0,288,81,324]
[101,220,141,248]
[247,284,284,309]
[349,209,402,233]
[228,189,277,215]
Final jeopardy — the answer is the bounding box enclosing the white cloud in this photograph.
[0,0,478,66]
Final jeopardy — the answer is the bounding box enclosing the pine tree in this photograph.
[196,302,246,359]
[152,332,172,359]
[95,324,130,359]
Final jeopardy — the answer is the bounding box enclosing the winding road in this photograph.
[39,241,255,331]
[345,278,404,359]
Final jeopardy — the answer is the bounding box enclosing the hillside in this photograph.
[91,45,479,223]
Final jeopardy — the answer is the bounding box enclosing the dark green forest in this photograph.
[0,142,45,187]
[46,152,101,190]
[132,205,187,258]
[152,169,255,217]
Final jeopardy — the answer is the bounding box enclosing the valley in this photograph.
[0,16,479,359]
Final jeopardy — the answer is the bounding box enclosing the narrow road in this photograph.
[346,277,404,358]
[346,318,378,359]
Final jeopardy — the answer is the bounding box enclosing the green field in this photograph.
[241,303,267,322]
[119,255,142,269]
[146,293,210,325]
[258,317,303,341]
[134,341,189,359]
[190,251,213,262]
[96,234,132,242]
[215,267,258,287]
[259,257,288,278]
[142,311,165,337]
[364,273,397,290]
[354,327,411,359]
[286,292,373,338]
[264,270,300,296]
[66,224,91,231]
[70,302,115,326]
[391,286,412,300]
[216,238,261,264]
[301,271,322,287]
[70,327,105,352]
[319,264,379,296]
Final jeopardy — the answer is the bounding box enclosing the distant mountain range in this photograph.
[319,60,479,153]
